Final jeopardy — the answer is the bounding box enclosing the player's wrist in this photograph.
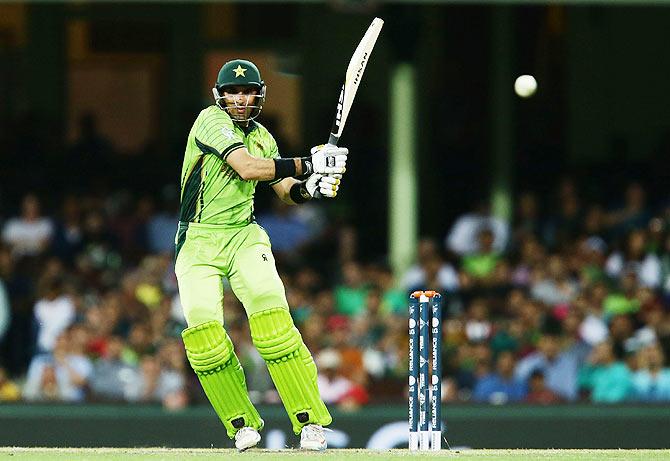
[273,158,297,179]
[273,158,314,180]
[289,180,313,204]
[299,157,313,179]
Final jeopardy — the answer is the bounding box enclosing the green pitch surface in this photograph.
[2,448,670,461]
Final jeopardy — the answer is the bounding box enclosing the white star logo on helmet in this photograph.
[233,65,247,78]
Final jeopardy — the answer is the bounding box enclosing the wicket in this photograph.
[408,290,442,451]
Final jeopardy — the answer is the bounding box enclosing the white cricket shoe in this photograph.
[300,424,327,451]
[234,427,261,451]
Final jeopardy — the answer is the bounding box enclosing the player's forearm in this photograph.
[235,156,278,181]
[228,148,306,181]
[274,178,301,205]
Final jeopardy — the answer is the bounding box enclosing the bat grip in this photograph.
[327,134,339,146]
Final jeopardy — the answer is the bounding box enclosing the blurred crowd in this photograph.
[1,176,670,410]
[440,180,670,404]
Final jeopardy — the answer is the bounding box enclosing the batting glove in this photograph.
[309,144,348,175]
[305,173,341,199]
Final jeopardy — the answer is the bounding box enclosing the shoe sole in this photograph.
[300,443,326,451]
[236,434,261,452]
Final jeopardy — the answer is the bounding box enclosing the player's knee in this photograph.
[248,307,302,362]
[183,305,220,329]
[247,284,288,314]
[181,321,234,374]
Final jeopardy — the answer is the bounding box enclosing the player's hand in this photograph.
[305,173,341,199]
[309,144,348,175]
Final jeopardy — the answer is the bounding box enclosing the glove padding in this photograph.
[305,173,341,199]
[309,144,348,175]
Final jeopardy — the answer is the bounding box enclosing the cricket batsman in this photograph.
[175,59,346,451]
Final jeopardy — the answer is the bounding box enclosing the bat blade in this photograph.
[328,17,384,146]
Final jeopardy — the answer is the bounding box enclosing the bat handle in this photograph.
[327,134,339,146]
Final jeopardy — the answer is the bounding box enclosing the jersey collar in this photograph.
[235,120,258,136]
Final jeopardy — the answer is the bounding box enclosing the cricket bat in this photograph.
[327,17,384,147]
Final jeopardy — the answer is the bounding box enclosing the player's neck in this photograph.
[234,120,257,135]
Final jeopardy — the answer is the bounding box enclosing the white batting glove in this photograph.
[305,173,341,199]
[309,144,348,175]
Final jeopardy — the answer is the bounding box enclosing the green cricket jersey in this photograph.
[179,105,281,225]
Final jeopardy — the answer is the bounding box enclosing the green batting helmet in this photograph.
[212,59,266,122]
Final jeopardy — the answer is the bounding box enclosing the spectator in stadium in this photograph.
[350,287,388,350]
[1,194,53,258]
[631,342,670,402]
[77,209,122,289]
[90,335,138,402]
[510,235,546,287]
[315,348,368,409]
[125,323,155,363]
[609,314,636,358]
[515,330,585,401]
[603,272,641,318]
[576,236,608,286]
[126,354,185,406]
[577,284,610,347]
[50,195,84,266]
[33,275,75,354]
[327,315,365,384]
[463,298,492,343]
[579,340,632,403]
[542,177,582,250]
[530,254,578,308]
[145,187,179,255]
[350,287,405,381]
[461,227,502,283]
[23,329,93,402]
[513,192,541,243]
[606,229,661,289]
[22,362,61,402]
[606,182,652,238]
[473,351,527,404]
[0,244,34,374]
[156,338,189,410]
[515,299,544,352]
[525,370,562,404]
[334,261,369,317]
[448,342,492,398]
[402,238,459,294]
[369,263,407,315]
[4,166,670,412]
[582,204,607,241]
[445,200,509,256]
[229,319,275,404]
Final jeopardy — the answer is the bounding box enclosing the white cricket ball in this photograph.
[514,74,537,98]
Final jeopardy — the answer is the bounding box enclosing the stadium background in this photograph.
[1,0,670,449]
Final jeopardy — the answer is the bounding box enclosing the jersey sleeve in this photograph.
[194,109,245,161]
[268,134,280,160]
[266,133,283,186]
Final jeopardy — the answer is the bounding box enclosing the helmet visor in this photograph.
[214,84,265,122]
